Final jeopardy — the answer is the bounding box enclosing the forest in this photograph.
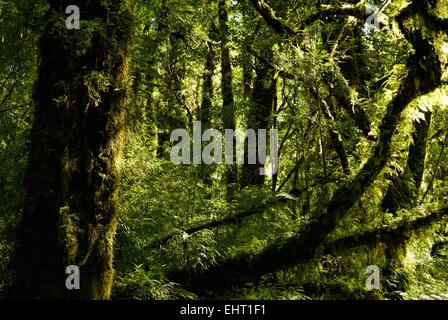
[0,0,448,300]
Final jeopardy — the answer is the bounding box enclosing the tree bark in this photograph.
[241,47,276,188]
[218,0,238,197]
[382,111,432,213]
[13,0,134,299]
[199,25,217,184]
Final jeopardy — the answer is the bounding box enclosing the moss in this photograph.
[13,0,134,299]
[58,206,79,265]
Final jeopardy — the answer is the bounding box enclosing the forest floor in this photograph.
[405,258,448,300]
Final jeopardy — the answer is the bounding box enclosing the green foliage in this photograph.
[1,0,448,300]
[88,0,448,300]
[112,264,196,300]
[0,0,40,297]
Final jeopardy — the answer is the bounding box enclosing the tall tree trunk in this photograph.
[156,0,189,158]
[199,26,217,183]
[13,0,134,299]
[218,0,237,197]
[200,42,215,129]
[241,16,261,101]
[240,48,276,188]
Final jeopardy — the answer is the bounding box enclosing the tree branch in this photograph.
[300,2,368,29]
[248,0,297,37]
[167,3,444,291]
[169,205,448,293]
[145,195,286,250]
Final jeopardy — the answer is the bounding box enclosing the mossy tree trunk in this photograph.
[199,25,217,184]
[240,11,261,102]
[240,47,276,188]
[380,110,432,297]
[13,0,134,299]
[382,111,432,214]
[218,0,238,197]
[155,0,189,158]
[200,41,215,129]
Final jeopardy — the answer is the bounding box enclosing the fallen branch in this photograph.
[144,195,286,250]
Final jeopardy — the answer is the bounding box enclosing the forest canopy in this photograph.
[0,0,448,300]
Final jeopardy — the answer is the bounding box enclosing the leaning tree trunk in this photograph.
[382,111,432,214]
[13,0,134,299]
